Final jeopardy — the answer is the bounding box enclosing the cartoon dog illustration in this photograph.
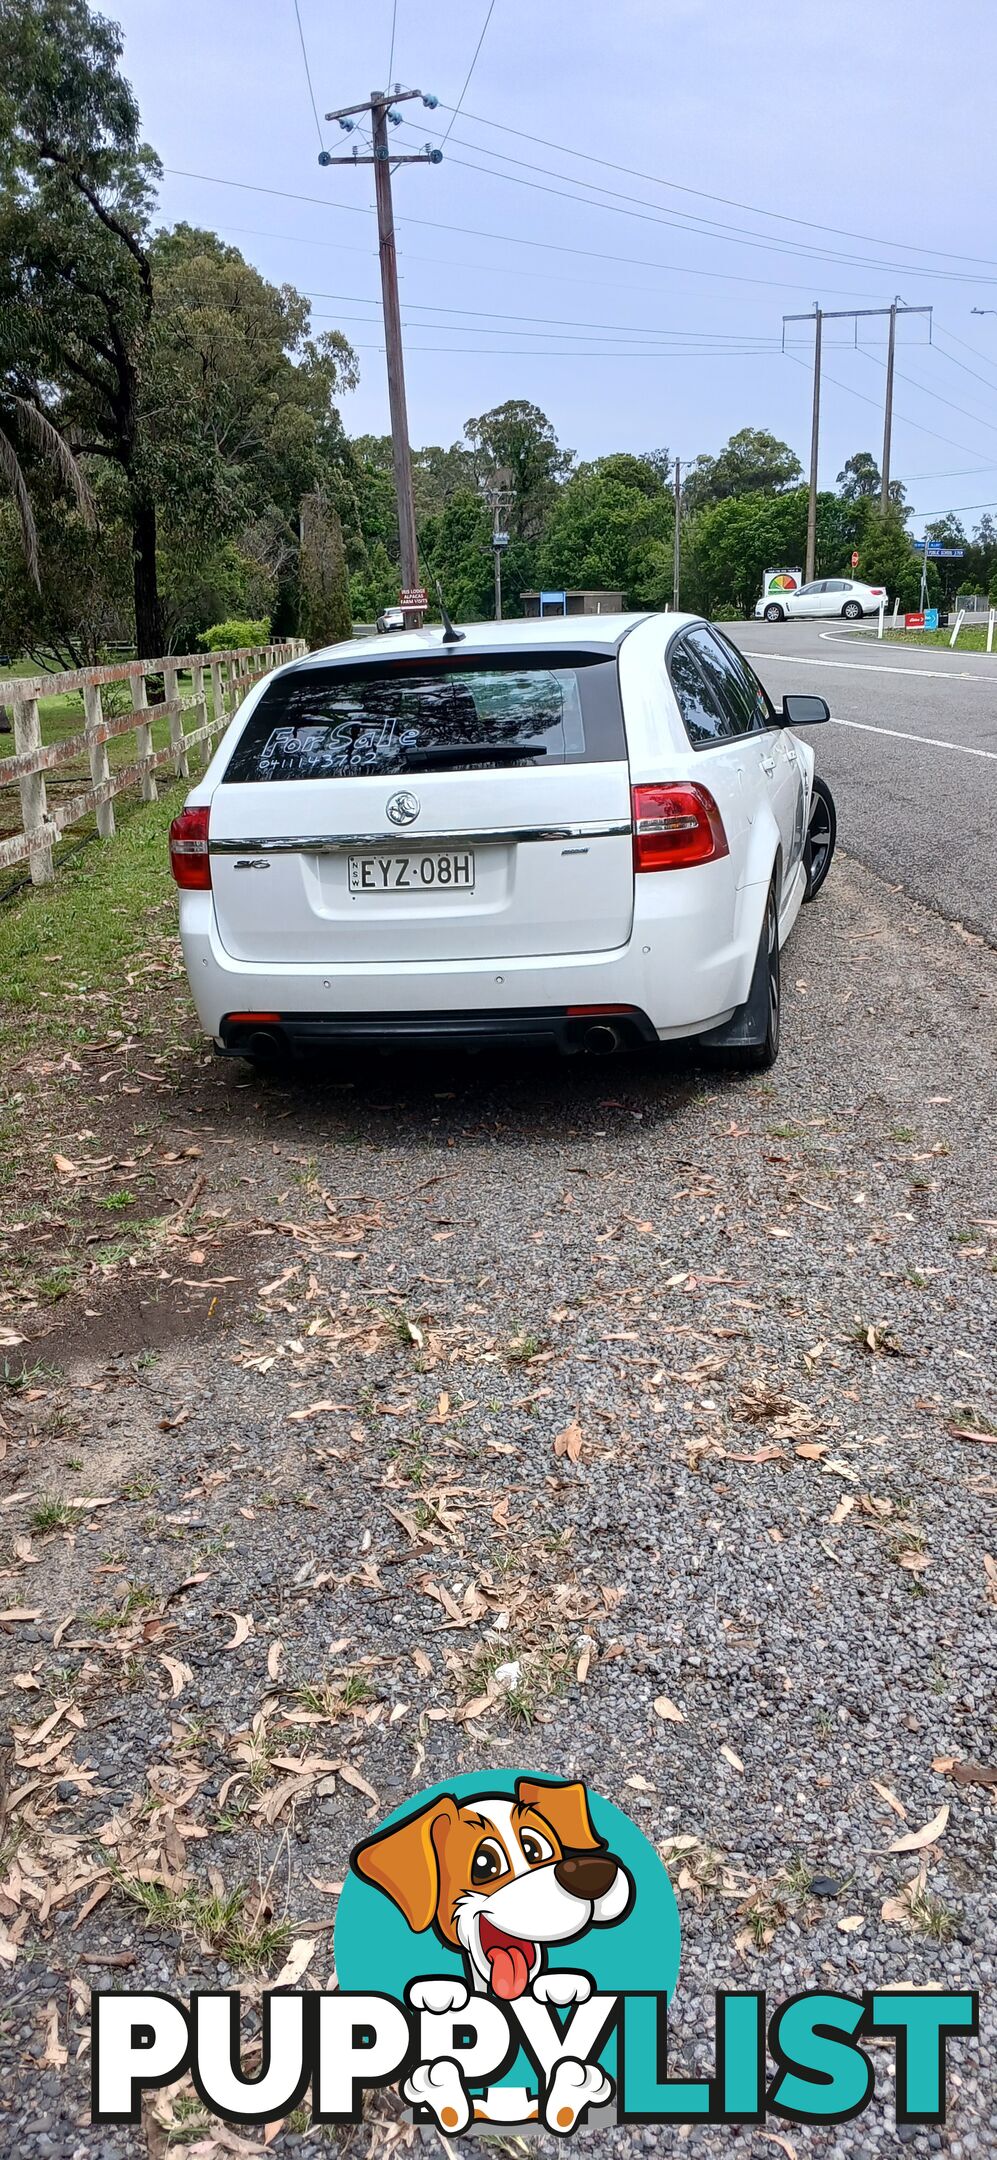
[351,1775,633,2134]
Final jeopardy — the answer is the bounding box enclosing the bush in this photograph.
[989,566,997,608]
[200,616,271,652]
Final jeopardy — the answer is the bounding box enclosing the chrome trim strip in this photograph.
[209,820,631,855]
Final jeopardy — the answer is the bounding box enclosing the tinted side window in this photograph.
[686,626,756,737]
[712,632,775,732]
[824,579,846,593]
[668,635,735,747]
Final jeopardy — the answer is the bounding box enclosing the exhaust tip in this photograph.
[583,1022,620,1055]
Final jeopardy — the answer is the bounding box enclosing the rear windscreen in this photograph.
[222,652,627,782]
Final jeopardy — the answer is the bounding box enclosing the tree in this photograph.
[837,450,881,499]
[419,491,493,621]
[464,400,572,540]
[853,506,921,609]
[0,472,132,670]
[0,0,165,650]
[682,428,802,513]
[0,382,94,583]
[537,459,673,605]
[299,493,352,647]
[837,451,907,507]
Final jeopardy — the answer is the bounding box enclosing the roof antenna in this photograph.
[434,577,465,645]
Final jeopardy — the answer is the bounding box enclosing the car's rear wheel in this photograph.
[842,600,863,620]
[803,775,836,901]
[764,603,785,623]
[700,878,780,1072]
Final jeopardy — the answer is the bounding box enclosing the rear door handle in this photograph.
[760,755,777,776]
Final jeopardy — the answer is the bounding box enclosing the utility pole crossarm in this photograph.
[324,87,427,119]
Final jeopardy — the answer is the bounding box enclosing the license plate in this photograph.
[348,850,475,893]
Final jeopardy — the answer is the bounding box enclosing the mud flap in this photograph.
[697,912,771,1049]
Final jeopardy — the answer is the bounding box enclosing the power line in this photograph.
[938,325,997,376]
[400,123,993,289]
[160,166,935,301]
[412,122,988,286]
[340,339,774,356]
[859,345,997,440]
[438,102,997,274]
[930,331,997,393]
[303,283,783,343]
[913,497,997,516]
[781,349,987,463]
[290,0,325,150]
[438,0,497,148]
[386,0,398,87]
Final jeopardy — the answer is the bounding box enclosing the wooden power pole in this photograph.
[672,456,681,610]
[881,299,898,512]
[319,89,441,613]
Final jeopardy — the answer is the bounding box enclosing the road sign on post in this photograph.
[851,552,860,568]
[399,587,428,608]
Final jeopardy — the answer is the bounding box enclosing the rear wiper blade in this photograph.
[401,742,548,766]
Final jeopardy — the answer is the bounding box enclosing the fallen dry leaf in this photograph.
[871,1779,907,1821]
[222,1612,253,1650]
[719,1744,744,1774]
[936,1760,997,1789]
[159,1655,192,1700]
[52,1155,77,1177]
[39,2000,68,2068]
[267,1640,284,1682]
[889,1804,950,1853]
[272,1937,316,1989]
[552,1419,583,1463]
[838,1915,865,1934]
[653,1695,686,1724]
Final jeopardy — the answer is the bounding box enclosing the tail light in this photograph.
[631,782,729,872]
[869,587,885,596]
[169,804,211,889]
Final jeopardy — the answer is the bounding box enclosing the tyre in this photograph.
[803,774,836,901]
[842,600,863,620]
[700,879,780,1072]
[764,603,785,623]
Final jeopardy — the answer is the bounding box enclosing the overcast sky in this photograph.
[113,0,997,535]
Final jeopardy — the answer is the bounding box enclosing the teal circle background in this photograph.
[335,1770,681,2000]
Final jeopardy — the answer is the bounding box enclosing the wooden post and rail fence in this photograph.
[0,640,304,887]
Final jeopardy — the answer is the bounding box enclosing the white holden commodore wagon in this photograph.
[170,613,836,1073]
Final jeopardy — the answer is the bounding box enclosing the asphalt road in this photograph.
[722,617,997,942]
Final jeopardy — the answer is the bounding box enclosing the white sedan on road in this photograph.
[755,576,885,622]
[170,613,836,1074]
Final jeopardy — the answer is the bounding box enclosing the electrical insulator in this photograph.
[426,146,443,163]
[388,108,403,126]
[338,116,356,131]
[422,92,439,108]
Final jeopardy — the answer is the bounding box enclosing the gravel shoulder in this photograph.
[1,850,995,2160]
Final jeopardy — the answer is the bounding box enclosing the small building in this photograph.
[521,589,625,618]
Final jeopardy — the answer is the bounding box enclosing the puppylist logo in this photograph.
[92,1772,977,2136]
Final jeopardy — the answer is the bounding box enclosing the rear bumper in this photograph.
[218,1005,659,1059]
[179,863,787,1047]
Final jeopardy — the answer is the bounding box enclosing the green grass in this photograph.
[882,625,994,653]
[0,781,185,1042]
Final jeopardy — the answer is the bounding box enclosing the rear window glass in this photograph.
[222,652,627,783]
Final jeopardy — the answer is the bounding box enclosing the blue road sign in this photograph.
[913,542,965,557]
[923,608,939,630]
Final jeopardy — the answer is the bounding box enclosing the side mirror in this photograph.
[781,692,830,726]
